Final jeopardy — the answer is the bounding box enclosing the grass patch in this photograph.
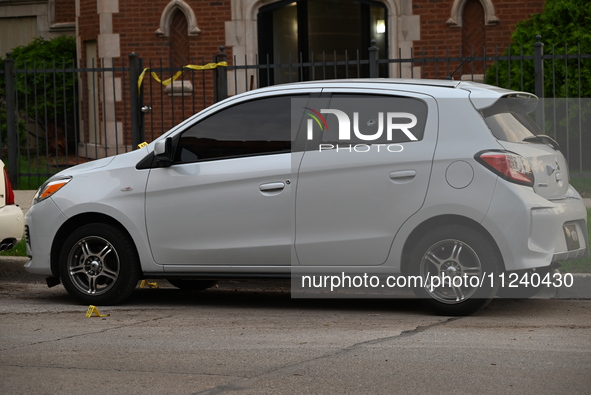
[570,177,591,198]
[16,156,58,190]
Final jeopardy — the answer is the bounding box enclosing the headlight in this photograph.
[33,177,72,204]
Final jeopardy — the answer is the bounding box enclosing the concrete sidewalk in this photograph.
[14,190,36,215]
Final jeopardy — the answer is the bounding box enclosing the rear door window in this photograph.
[319,94,429,145]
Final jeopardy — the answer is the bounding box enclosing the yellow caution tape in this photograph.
[137,61,228,93]
[137,142,148,149]
[85,305,110,317]
[140,280,159,289]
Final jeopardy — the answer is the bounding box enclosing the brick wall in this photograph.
[411,0,545,78]
[54,0,76,24]
[413,0,544,51]
[74,0,546,149]
[76,0,232,148]
[115,1,231,63]
[78,0,100,45]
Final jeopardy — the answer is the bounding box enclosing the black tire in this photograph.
[58,223,140,305]
[167,279,218,291]
[409,225,501,316]
[495,268,553,299]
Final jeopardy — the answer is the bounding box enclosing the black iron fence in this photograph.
[1,37,590,190]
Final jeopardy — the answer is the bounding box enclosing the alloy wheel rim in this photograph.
[419,239,484,304]
[67,236,120,295]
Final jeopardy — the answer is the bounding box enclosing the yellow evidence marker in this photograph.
[85,305,110,317]
[139,280,159,288]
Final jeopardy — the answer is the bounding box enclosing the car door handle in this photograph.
[259,182,286,192]
[389,170,416,184]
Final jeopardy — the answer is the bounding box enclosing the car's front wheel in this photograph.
[410,225,501,316]
[58,223,140,305]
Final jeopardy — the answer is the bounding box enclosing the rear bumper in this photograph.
[0,204,24,249]
[483,183,588,271]
[532,201,588,262]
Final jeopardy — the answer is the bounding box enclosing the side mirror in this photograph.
[154,137,173,166]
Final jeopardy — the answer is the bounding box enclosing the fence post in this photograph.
[4,54,18,188]
[369,40,379,78]
[129,52,144,147]
[214,46,228,102]
[533,35,545,128]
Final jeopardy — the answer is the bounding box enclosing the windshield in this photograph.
[480,99,542,143]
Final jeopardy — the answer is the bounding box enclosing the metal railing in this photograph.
[1,37,589,189]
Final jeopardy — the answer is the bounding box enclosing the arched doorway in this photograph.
[258,0,388,84]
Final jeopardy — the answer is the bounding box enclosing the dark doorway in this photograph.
[258,0,388,85]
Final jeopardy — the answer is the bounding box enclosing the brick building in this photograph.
[1,0,545,155]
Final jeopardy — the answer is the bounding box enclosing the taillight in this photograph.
[3,168,15,205]
[475,151,534,187]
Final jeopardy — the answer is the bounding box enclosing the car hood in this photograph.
[54,156,116,178]
[52,148,150,179]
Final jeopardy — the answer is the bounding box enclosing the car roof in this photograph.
[291,78,462,89]
[251,78,524,95]
[247,78,535,110]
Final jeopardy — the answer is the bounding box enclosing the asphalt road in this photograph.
[1,277,590,394]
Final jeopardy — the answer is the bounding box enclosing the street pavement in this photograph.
[1,279,590,394]
[1,192,590,394]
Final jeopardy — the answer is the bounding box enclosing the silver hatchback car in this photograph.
[24,79,589,315]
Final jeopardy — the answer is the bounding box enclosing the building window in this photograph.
[170,9,190,66]
[258,0,388,85]
[446,0,499,27]
[461,0,486,74]
[155,0,201,37]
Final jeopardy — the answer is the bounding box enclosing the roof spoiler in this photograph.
[463,83,538,112]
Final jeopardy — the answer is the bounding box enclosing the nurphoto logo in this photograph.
[304,107,418,141]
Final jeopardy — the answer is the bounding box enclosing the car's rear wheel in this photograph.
[167,279,218,291]
[410,225,501,316]
[59,223,140,305]
[495,267,554,299]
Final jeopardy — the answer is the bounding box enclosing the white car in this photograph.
[24,79,589,315]
[0,160,24,251]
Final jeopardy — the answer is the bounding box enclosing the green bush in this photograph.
[1,36,77,153]
[486,0,591,98]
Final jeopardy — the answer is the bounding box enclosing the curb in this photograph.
[0,257,39,282]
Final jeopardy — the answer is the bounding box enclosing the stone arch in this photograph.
[226,0,419,89]
[446,0,499,27]
[155,0,201,37]
[233,0,410,63]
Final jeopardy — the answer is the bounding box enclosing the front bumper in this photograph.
[24,198,67,276]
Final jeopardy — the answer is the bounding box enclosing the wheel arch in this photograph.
[50,213,140,278]
[400,214,505,276]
